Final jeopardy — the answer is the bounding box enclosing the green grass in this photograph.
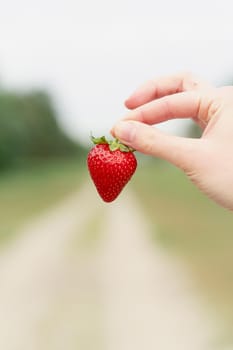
[71,208,105,253]
[0,158,86,244]
[133,159,233,336]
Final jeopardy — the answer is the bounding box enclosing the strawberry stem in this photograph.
[91,135,108,145]
[90,135,135,153]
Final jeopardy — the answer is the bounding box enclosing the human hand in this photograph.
[111,72,233,210]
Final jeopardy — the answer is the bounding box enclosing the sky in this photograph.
[0,0,232,144]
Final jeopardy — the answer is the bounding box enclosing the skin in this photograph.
[111,72,233,211]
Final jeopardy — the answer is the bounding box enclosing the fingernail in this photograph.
[114,121,136,143]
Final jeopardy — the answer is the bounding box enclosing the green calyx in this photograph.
[91,135,135,153]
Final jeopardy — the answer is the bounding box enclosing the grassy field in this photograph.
[1,153,233,339]
[0,158,85,245]
[133,158,233,337]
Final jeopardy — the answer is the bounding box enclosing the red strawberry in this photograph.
[87,136,137,202]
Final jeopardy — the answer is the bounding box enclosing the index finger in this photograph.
[125,72,212,109]
[123,90,202,125]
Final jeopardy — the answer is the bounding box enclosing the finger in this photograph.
[125,72,211,109]
[124,91,202,125]
[112,120,201,171]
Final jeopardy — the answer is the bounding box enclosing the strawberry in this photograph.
[87,136,137,202]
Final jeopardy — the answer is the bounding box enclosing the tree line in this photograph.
[0,88,86,169]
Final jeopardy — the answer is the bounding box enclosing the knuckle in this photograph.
[182,72,198,90]
[161,97,175,119]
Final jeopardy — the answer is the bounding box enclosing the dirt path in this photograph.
[0,183,216,349]
[100,193,215,349]
[0,184,103,350]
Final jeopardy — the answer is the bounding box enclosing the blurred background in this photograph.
[0,0,233,349]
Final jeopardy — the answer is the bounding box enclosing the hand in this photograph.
[111,72,233,210]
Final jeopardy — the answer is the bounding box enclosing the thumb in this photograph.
[112,120,201,171]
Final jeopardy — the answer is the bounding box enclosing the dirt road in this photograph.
[0,183,216,349]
